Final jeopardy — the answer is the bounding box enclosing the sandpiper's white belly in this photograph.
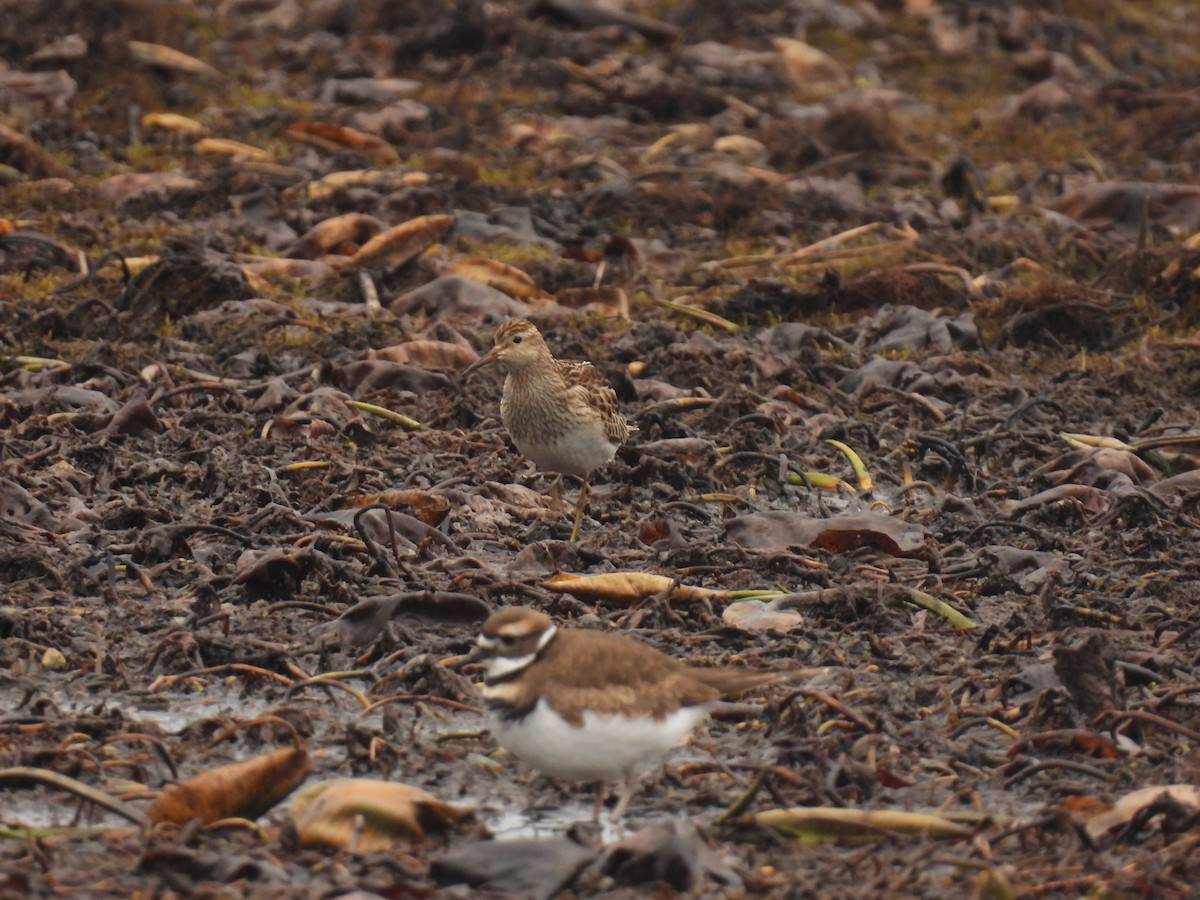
[513,423,618,477]
[491,699,710,781]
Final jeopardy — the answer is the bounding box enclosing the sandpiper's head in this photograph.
[472,606,557,682]
[461,319,549,377]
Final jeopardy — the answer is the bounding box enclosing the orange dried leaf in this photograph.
[338,214,456,272]
[353,488,450,527]
[286,169,429,202]
[147,745,311,826]
[194,138,272,162]
[288,212,384,258]
[543,572,723,605]
[286,121,399,166]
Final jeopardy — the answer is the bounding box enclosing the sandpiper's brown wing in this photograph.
[556,359,633,446]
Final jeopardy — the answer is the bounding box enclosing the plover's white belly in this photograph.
[492,698,710,782]
[512,423,618,477]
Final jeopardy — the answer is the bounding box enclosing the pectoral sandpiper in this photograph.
[462,319,634,542]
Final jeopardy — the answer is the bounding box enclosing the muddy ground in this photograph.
[2,0,1200,897]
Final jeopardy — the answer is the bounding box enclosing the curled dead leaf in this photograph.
[724,511,930,556]
[1078,784,1200,842]
[286,121,399,166]
[287,213,384,259]
[367,340,479,371]
[98,172,204,204]
[774,38,849,89]
[722,599,804,633]
[194,138,272,162]
[314,592,489,647]
[352,488,450,527]
[0,123,70,177]
[128,41,222,79]
[1049,182,1200,237]
[141,112,206,135]
[289,779,473,851]
[337,214,456,272]
[447,256,549,301]
[554,286,630,319]
[241,258,337,282]
[542,572,778,606]
[285,169,429,202]
[756,807,972,844]
[712,134,767,162]
[147,744,311,826]
[543,571,721,605]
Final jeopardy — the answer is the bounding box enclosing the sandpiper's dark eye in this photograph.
[512,336,523,344]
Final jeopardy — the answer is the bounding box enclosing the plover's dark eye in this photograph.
[512,336,523,344]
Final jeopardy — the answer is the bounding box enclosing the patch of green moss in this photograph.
[460,242,554,269]
[475,159,548,188]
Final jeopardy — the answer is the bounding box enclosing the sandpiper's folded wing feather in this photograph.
[557,359,634,446]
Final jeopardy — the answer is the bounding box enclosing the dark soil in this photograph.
[3,1,1200,897]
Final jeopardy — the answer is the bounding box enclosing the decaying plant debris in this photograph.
[3,0,1200,896]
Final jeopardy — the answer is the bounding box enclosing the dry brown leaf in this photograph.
[0,123,70,177]
[241,258,337,282]
[724,512,930,556]
[367,340,479,370]
[285,169,429,202]
[141,112,206,135]
[337,214,456,272]
[712,134,766,161]
[286,121,399,166]
[28,34,88,63]
[290,779,472,851]
[1049,182,1200,236]
[128,41,222,78]
[194,138,273,162]
[446,256,550,301]
[97,172,203,203]
[1080,785,1200,842]
[554,286,630,319]
[774,38,848,89]
[147,744,311,826]
[0,70,77,108]
[722,599,805,633]
[1002,484,1111,516]
[287,213,384,259]
[352,488,450,527]
[543,572,725,605]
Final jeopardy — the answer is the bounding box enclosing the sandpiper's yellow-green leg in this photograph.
[569,479,590,543]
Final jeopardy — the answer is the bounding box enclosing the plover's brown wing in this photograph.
[557,359,633,445]
[533,630,719,725]
[683,667,791,697]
